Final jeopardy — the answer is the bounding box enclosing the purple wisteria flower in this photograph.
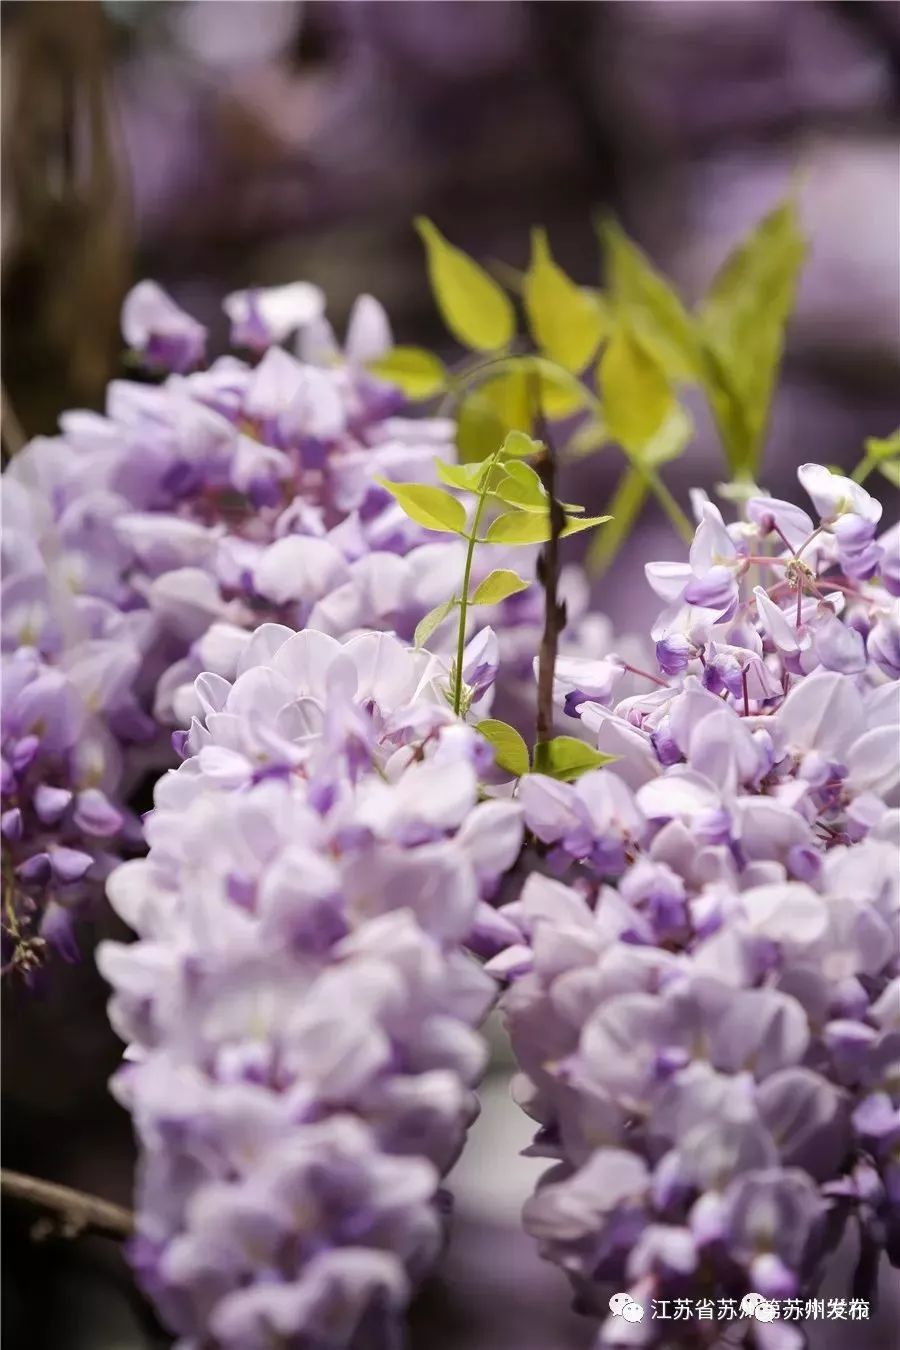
[1,279,539,971]
[1,463,153,967]
[488,463,899,1347]
[98,624,522,1348]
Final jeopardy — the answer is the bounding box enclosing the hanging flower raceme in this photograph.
[1,280,538,970]
[99,628,523,1349]
[487,464,899,1349]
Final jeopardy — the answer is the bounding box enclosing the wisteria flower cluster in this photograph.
[98,625,523,1349]
[486,465,900,1347]
[94,448,899,1349]
[0,279,546,972]
[5,196,899,1350]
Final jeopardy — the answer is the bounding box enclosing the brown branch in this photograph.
[532,374,566,750]
[1,1168,134,1241]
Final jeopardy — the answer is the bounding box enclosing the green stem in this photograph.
[851,456,876,486]
[452,463,495,716]
[578,388,693,545]
[644,466,694,543]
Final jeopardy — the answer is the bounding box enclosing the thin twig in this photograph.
[532,373,565,749]
[1,1168,134,1240]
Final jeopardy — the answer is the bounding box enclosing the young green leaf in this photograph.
[600,326,676,453]
[489,465,584,515]
[643,403,693,468]
[696,339,753,479]
[880,460,900,489]
[697,198,807,476]
[476,719,530,777]
[532,736,617,781]
[414,596,458,648]
[864,429,900,462]
[599,217,700,380]
[501,460,544,489]
[560,512,612,537]
[525,355,593,418]
[491,461,547,510]
[368,346,447,399]
[484,510,554,545]
[376,479,467,534]
[501,429,544,459]
[523,227,609,372]
[415,218,516,352]
[471,568,530,606]
[567,421,610,458]
[456,370,532,462]
[484,510,610,545]
[435,459,493,493]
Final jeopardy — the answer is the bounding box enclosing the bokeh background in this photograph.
[2,3,899,1348]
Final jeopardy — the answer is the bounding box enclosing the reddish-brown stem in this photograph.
[742,555,789,569]
[622,662,669,690]
[820,578,877,604]
[772,523,796,555]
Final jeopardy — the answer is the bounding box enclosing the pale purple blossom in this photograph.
[2,281,537,971]
[223,280,326,351]
[99,635,521,1348]
[121,281,207,373]
[492,462,899,1345]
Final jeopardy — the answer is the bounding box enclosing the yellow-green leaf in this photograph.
[524,227,609,371]
[435,460,492,493]
[643,403,693,468]
[533,736,617,781]
[484,510,553,545]
[695,338,753,479]
[376,479,467,534]
[599,217,700,380]
[456,369,532,462]
[880,460,900,488]
[491,461,546,510]
[477,719,530,777]
[457,393,507,464]
[865,429,900,463]
[368,346,446,399]
[501,429,544,459]
[415,217,516,352]
[560,512,612,537]
[567,421,610,459]
[471,569,530,606]
[698,198,807,476]
[524,355,593,418]
[484,510,609,545]
[600,326,676,453]
[414,597,457,648]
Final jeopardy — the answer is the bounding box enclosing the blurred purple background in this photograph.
[2,4,899,1347]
